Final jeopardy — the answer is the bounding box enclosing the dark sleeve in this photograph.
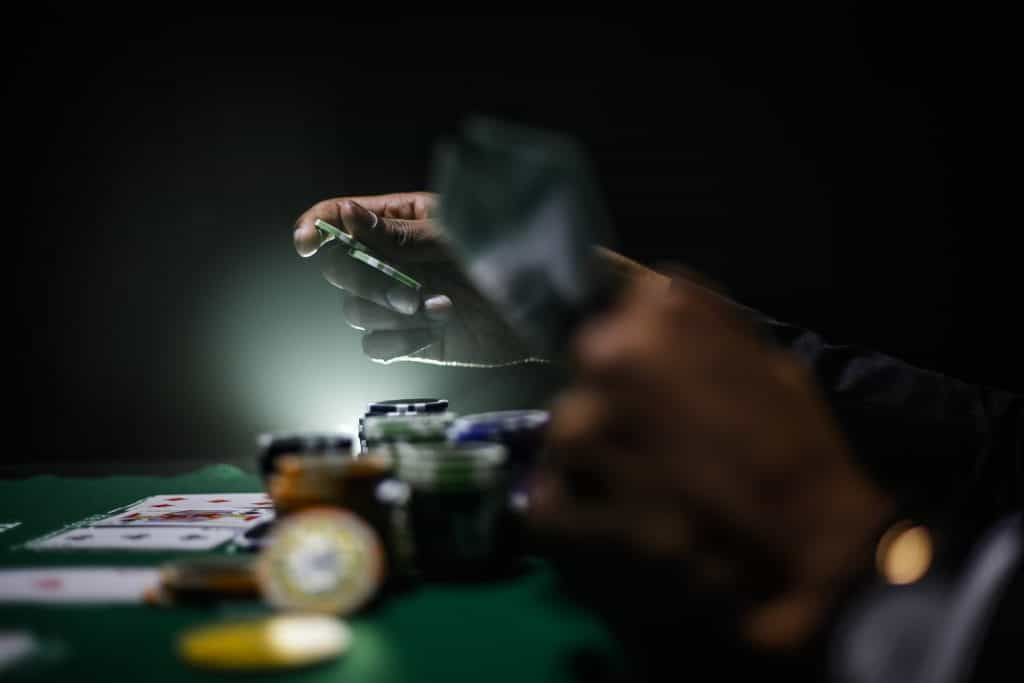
[759,315,1023,529]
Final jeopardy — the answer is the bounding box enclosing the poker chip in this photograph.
[449,410,550,444]
[362,412,455,445]
[366,398,449,416]
[177,614,350,671]
[314,219,422,290]
[314,218,369,251]
[267,453,393,527]
[361,400,450,453]
[258,508,384,616]
[394,442,506,490]
[449,410,549,498]
[257,432,353,481]
[394,442,509,577]
[348,248,422,291]
[155,557,259,603]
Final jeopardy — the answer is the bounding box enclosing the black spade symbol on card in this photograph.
[181,534,207,541]
[69,534,93,541]
[122,533,149,540]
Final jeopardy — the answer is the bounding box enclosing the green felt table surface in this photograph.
[0,465,618,682]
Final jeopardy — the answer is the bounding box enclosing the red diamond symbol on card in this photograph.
[208,498,229,503]
[167,497,186,501]
[152,504,173,508]
[34,578,63,591]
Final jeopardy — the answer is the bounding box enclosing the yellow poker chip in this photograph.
[258,507,384,616]
[178,615,350,671]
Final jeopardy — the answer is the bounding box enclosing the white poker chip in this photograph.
[258,508,383,616]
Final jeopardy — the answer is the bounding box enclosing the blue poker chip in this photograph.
[448,410,549,443]
[366,398,449,416]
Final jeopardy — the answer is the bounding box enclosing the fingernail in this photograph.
[347,200,379,229]
[423,294,453,322]
[386,286,420,315]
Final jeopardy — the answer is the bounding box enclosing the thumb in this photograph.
[340,200,449,262]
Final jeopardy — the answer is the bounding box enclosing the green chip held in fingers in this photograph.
[314,218,422,291]
[314,218,369,251]
[348,248,422,291]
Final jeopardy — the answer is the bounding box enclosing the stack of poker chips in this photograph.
[362,411,456,451]
[257,432,353,482]
[449,410,550,502]
[391,441,509,579]
[266,453,397,567]
[360,412,455,575]
[145,557,259,606]
[358,398,449,453]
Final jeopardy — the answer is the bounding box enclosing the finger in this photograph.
[320,241,422,315]
[293,192,437,257]
[342,293,450,331]
[342,200,450,263]
[422,293,454,322]
[362,329,438,362]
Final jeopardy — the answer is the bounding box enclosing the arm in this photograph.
[759,316,1023,530]
[604,247,1023,527]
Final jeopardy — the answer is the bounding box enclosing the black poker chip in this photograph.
[366,398,449,416]
[257,432,353,480]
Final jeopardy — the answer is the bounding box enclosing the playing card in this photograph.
[0,522,21,535]
[27,526,236,550]
[121,493,274,513]
[0,631,38,672]
[433,117,615,359]
[92,507,272,530]
[0,568,160,603]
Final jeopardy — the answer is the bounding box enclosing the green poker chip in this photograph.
[314,218,422,290]
[362,413,455,444]
[394,442,507,490]
[348,248,422,290]
[313,218,369,251]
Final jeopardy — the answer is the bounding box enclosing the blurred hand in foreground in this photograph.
[293,192,533,366]
[529,274,893,650]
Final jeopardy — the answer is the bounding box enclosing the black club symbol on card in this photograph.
[181,534,207,541]
[122,533,150,541]
[69,534,93,541]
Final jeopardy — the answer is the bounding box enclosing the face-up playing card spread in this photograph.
[27,526,236,551]
[92,493,274,530]
[122,493,274,513]
[93,508,272,529]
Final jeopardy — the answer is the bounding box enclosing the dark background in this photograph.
[4,7,1018,474]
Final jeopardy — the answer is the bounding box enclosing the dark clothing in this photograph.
[763,318,1023,534]
[757,317,1023,683]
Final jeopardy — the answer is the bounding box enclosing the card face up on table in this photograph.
[20,493,272,551]
[0,567,160,603]
[120,494,273,513]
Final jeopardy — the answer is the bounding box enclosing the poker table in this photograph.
[0,465,619,682]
